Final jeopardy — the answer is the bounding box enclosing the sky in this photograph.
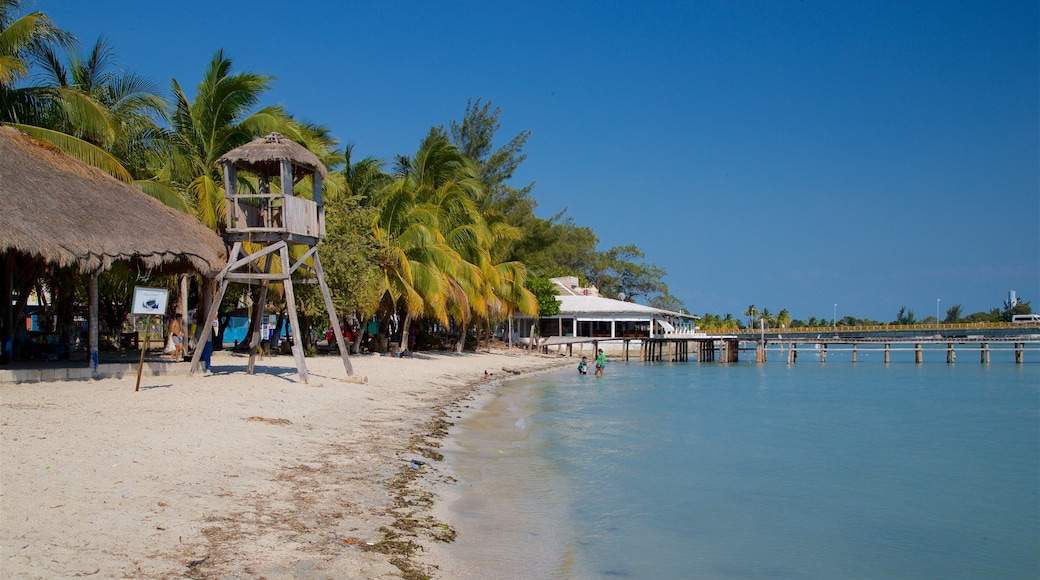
[37,0,1039,322]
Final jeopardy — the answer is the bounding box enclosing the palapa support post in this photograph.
[88,270,99,377]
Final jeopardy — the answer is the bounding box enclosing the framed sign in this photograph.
[131,286,169,316]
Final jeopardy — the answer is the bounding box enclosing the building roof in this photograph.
[555,294,698,320]
[0,126,226,274]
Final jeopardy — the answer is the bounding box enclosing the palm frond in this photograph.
[9,122,132,180]
[133,179,192,214]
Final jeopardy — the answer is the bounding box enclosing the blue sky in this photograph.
[41,1,1038,321]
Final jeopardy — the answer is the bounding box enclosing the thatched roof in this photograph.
[217,132,328,180]
[0,126,226,275]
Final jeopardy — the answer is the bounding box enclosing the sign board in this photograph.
[131,286,169,316]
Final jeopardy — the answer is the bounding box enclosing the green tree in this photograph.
[944,304,963,323]
[743,305,757,327]
[585,244,668,302]
[318,194,380,321]
[509,209,599,277]
[527,277,560,317]
[649,293,685,313]
[1002,299,1033,322]
[895,306,916,325]
[447,98,535,223]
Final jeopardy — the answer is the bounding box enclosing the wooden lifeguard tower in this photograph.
[189,132,352,382]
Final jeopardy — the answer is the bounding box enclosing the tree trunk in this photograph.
[454,317,469,353]
[400,313,412,352]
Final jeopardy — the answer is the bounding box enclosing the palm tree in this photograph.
[31,36,189,209]
[743,304,756,327]
[0,1,135,180]
[160,49,305,228]
[760,308,773,328]
[343,143,390,202]
[369,141,459,334]
[368,133,537,351]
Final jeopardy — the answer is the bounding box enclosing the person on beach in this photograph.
[169,313,185,361]
[578,356,589,375]
[594,349,606,376]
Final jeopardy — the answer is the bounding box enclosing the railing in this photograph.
[282,195,321,238]
[227,194,321,238]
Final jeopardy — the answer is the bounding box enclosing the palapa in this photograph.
[0,125,226,275]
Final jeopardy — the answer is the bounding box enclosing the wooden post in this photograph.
[245,280,270,374]
[312,252,353,375]
[135,315,150,392]
[946,343,955,364]
[280,245,309,383]
[3,252,12,360]
[851,344,857,364]
[1015,342,1023,364]
[884,343,890,364]
[980,342,989,364]
[88,270,99,377]
[820,343,827,363]
[179,274,189,334]
[190,278,231,375]
[915,343,923,364]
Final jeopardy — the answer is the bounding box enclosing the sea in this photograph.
[437,345,1039,579]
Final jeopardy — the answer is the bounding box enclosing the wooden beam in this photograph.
[312,252,353,375]
[280,245,309,383]
[190,278,231,375]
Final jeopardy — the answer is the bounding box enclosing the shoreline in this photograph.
[1,347,571,579]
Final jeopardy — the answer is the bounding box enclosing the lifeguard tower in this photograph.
[189,132,352,382]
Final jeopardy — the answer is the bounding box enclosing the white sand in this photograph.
[1,349,569,579]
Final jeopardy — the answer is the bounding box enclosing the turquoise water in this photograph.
[441,356,1040,579]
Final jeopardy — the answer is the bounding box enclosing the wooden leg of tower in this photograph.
[312,252,353,376]
[190,277,230,375]
[246,280,269,374]
[246,254,274,374]
[280,246,309,383]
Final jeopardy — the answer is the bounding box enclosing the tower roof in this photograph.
[217,132,328,179]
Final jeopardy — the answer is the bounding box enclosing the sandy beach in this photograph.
[1,348,570,579]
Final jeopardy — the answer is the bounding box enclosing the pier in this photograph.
[535,323,1040,364]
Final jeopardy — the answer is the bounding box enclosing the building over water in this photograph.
[512,277,699,344]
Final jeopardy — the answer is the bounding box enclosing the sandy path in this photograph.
[1,349,569,579]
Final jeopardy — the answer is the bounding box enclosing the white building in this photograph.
[512,277,699,343]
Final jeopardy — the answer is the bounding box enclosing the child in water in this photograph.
[595,349,606,376]
[577,356,589,375]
